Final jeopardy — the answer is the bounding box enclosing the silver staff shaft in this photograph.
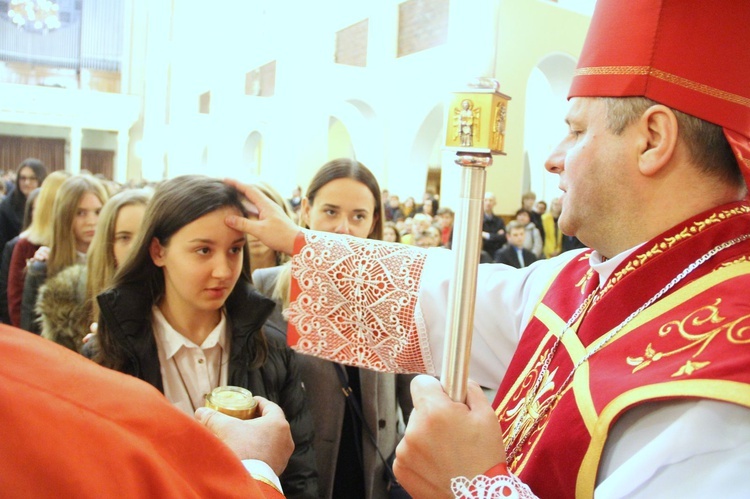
[440,155,489,402]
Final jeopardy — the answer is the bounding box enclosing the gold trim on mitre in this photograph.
[575,66,750,109]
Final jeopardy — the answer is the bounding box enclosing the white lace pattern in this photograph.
[451,472,537,499]
[286,233,431,373]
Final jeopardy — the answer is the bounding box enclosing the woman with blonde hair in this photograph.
[0,158,47,251]
[6,171,70,326]
[20,175,108,334]
[37,189,151,352]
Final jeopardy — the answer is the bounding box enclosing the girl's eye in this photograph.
[115,235,131,243]
[230,246,243,255]
[197,247,210,255]
[353,214,366,222]
[324,209,337,216]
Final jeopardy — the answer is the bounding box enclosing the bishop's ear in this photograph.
[637,104,679,177]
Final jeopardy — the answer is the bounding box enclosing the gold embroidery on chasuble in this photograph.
[496,301,591,471]
[627,297,750,377]
[598,205,750,297]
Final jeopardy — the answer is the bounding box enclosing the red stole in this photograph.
[493,201,750,498]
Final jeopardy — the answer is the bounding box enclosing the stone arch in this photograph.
[408,103,444,200]
[523,52,577,203]
[327,98,385,179]
[243,131,263,176]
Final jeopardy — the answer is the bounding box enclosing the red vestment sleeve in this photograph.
[0,325,284,499]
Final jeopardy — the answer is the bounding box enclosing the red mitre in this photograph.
[568,0,750,189]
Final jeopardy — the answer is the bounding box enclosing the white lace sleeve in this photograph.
[286,232,433,374]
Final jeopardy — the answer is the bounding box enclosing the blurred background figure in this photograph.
[514,208,543,259]
[383,221,401,243]
[521,191,545,245]
[21,175,108,334]
[481,192,506,261]
[0,186,39,323]
[435,207,454,248]
[37,189,151,354]
[414,225,441,249]
[0,158,47,253]
[384,194,403,222]
[493,220,537,269]
[542,197,563,259]
[5,171,70,326]
[248,182,295,274]
[287,185,302,216]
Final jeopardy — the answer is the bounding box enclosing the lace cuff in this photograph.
[451,470,537,499]
[286,231,430,373]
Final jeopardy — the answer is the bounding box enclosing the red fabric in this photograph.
[483,462,509,478]
[568,0,750,187]
[7,237,40,326]
[494,201,750,498]
[0,325,283,499]
[287,231,307,346]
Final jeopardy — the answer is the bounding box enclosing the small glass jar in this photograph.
[204,386,258,420]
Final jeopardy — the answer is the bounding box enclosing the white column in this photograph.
[139,0,171,181]
[69,126,82,174]
[115,128,129,183]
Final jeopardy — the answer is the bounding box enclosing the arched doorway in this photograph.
[523,53,577,203]
[243,131,263,176]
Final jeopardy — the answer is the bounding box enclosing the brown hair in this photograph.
[305,158,383,240]
[604,97,742,188]
[97,175,266,371]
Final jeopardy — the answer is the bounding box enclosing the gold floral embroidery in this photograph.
[673,360,710,377]
[599,205,750,295]
[575,267,594,295]
[626,298,750,376]
[500,350,560,469]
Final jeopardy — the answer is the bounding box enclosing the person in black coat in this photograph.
[0,187,39,324]
[0,159,46,253]
[481,192,507,256]
[494,221,538,269]
[95,176,318,498]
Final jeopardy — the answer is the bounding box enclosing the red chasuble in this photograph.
[286,201,750,497]
[494,201,750,497]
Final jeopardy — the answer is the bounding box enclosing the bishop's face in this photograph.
[544,97,636,251]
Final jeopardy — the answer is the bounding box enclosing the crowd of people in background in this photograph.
[0,158,588,346]
[0,155,583,499]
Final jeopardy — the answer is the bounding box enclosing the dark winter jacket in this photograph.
[97,279,319,499]
[0,236,19,323]
[0,191,24,253]
[20,259,47,334]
